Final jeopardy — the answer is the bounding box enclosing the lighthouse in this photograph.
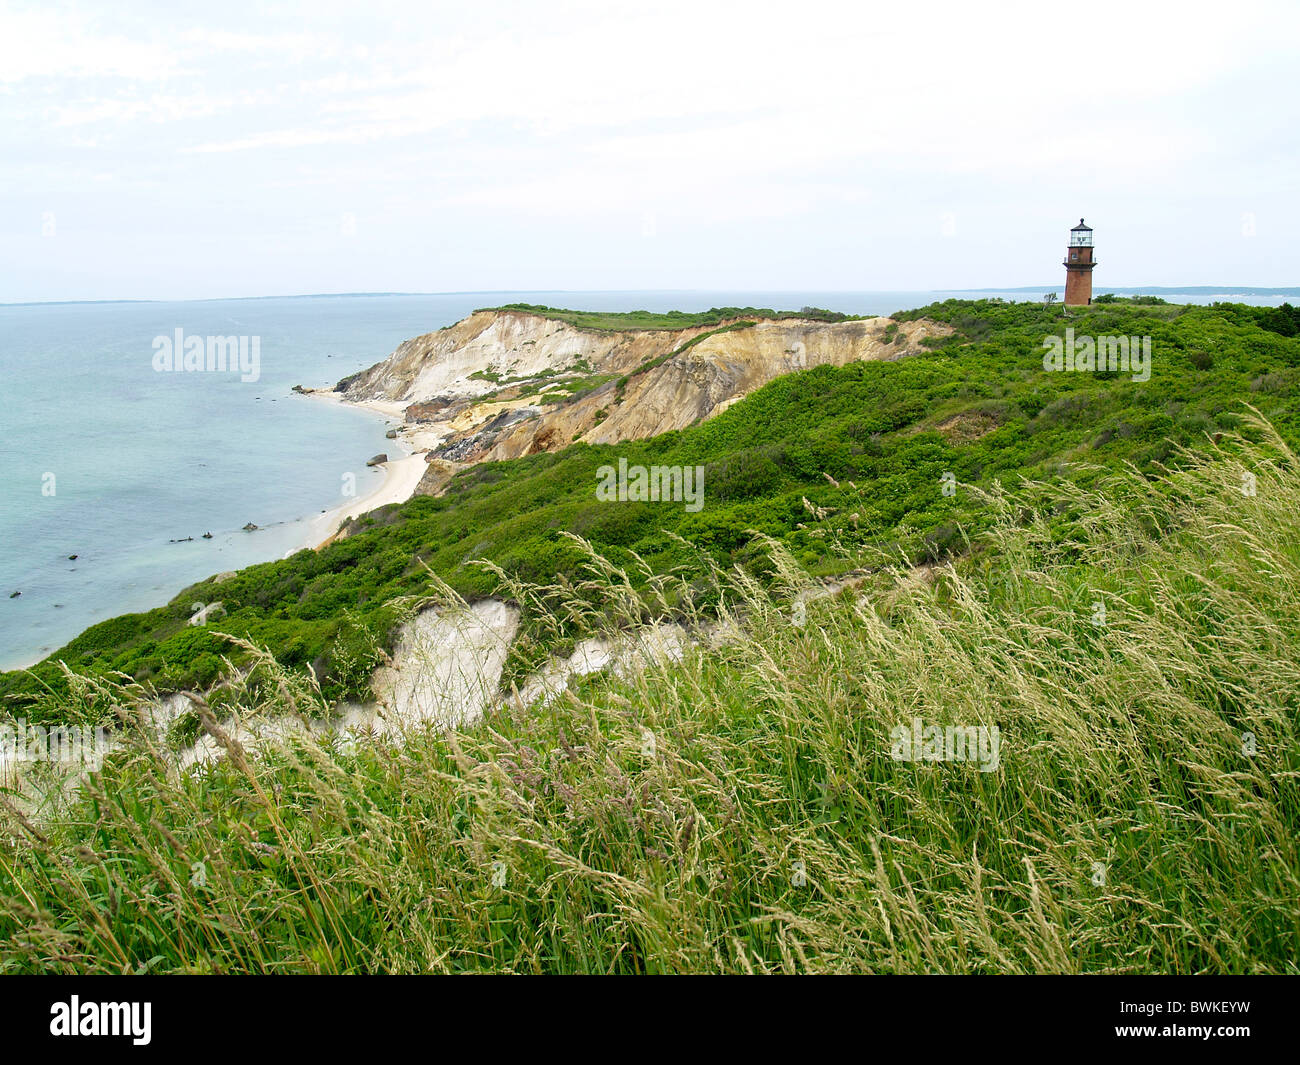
[1063,218,1096,306]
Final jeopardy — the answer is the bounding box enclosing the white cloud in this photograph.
[2,0,1298,297]
[0,6,181,82]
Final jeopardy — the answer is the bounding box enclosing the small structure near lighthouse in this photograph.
[1063,218,1096,306]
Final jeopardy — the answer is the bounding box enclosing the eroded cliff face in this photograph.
[336,310,950,494]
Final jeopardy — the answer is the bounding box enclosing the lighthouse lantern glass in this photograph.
[1071,227,1092,248]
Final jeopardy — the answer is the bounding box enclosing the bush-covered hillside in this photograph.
[3,299,1298,720]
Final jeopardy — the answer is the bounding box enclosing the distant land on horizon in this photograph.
[957,285,1300,296]
[2,285,1298,308]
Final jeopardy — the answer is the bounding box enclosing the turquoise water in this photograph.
[1,289,1291,669]
[0,295,448,669]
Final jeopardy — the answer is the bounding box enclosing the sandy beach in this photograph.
[295,390,441,551]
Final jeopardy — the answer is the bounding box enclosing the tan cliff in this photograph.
[330,308,951,500]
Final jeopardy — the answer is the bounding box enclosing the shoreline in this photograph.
[294,389,435,551]
[0,387,427,677]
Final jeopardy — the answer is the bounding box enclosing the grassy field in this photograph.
[1,422,1296,973]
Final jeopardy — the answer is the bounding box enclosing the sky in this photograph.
[1,0,1297,301]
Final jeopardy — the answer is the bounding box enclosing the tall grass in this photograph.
[1,421,1297,973]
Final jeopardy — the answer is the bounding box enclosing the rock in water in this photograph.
[366,453,388,467]
[243,522,259,531]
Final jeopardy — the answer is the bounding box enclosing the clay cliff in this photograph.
[334,308,951,494]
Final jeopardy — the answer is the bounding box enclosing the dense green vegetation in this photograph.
[1092,293,1170,305]
[2,430,1297,973]
[487,303,862,332]
[1258,301,1300,337]
[3,299,1299,722]
[535,373,620,403]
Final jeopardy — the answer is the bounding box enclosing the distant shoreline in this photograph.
[948,285,1300,296]
[293,390,433,551]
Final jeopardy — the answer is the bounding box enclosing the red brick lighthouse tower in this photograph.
[1063,218,1096,306]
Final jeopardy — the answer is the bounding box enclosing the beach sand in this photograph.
[296,390,440,551]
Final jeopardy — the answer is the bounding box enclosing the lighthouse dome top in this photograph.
[1071,218,1093,231]
[1069,218,1094,247]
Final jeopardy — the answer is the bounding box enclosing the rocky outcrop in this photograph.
[405,396,466,422]
[415,458,459,497]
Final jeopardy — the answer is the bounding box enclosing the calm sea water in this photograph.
[0,289,1292,669]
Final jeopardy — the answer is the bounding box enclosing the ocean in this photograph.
[0,288,1293,670]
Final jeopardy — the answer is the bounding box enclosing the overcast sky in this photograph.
[2,0,1297,301]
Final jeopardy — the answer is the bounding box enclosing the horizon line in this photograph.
[2,284,1297,308]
